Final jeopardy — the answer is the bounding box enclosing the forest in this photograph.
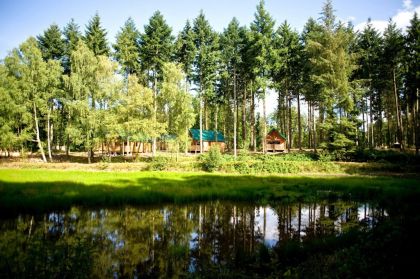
[0,0,419,163]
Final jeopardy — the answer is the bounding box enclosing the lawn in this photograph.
[1,168,419,213]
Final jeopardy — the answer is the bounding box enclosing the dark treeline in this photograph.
[0,0,419,162]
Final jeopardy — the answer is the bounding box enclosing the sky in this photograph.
[0,0,419,59]
[0,0,419,114]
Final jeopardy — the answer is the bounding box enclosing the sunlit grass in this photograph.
[0,168,419,214]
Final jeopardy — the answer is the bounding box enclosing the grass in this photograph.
[1,168,419,214]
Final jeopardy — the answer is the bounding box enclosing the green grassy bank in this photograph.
[1,169,419,213]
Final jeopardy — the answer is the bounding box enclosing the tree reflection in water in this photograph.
[0,201,386,278]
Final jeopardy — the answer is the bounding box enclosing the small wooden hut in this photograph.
[96,140,151,155]
[265,129,286,152]
[189,129,225,153]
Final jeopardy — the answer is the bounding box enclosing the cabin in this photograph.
[265,129,286,152]
[189,129,225,153]
[97,140,152,155]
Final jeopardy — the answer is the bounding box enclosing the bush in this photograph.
[149,156,171,171]
[202,146,223,172]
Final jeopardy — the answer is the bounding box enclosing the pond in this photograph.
[0,199,396,278]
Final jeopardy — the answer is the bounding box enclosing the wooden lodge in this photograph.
[265,129,286,152]
[97,140,152,155]
[189,129,225,153]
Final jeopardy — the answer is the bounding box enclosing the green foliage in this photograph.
[174,20,196,82]
[63,18,82,73]
[140,11,174,78]
[37,23,65,61]
[113,17,141,75]
[192,11,220,98]
[160,62,195,152]
[84,13,110,56]
[149,155,173,171]
[201,145,223,172]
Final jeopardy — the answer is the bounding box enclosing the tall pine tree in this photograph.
[84,13,110,56]
[114,17,141,76]
[192,11,220,153]
[139,11,174,156]
[37,23,65,62]
[249,0,275,153]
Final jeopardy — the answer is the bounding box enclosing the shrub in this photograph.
[149,156,171,171]
[202,146,223,172]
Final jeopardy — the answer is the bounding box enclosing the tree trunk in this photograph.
[369,95,374,148]
[308,101,312,148]
[152,73,157,156]
[251,81,256,152]
[393,68,403,150]
[199,82,203,153]
[233,71,237,158]
[33,102,47,162]
[47,108,53,162]
[204,100,208,130]
[185,128,189,155]
[242,82,247,145]
[263,88,267,154]
[416,88,419,155]
[313,104,317,153]
[362,96,366,147]
[297,92,302,150]
[288,93,292,152]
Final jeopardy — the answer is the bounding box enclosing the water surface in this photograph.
[0,200,387,278]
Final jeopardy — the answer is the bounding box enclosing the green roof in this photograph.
[189,129,225,142]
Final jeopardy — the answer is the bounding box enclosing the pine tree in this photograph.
[305,0,356,151]
[383,20,405,149]
[355,19,383,148]
[84,13,110,56]
[140,11,174,156]
[37,23,65,61]
[249,0,275,153]
[114,17,140,76]
[272,21,303,151]
[404,13,419,153]
[220,17,243,158]
[175,20,196,84]
[192,11,220,153]
[63,18,82,74]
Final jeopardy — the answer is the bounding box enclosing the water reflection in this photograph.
[0,201,386,278]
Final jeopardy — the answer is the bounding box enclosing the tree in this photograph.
[160,63,195,156]
[305,0,356,151]
[272,21,303,151]
[192,11,219,153]
[114,17,141,76]
[64,41,119,163]
[84,13,110,56]
[249,0,275,153]
[37,23,65,62]
[175,20,196,85]
[14,37,62,162]
[355,19,383,148]
[63,18,82,74]
[113,74,155,158]
[140,11,174,156]
[0,62,32,156]
[383,20,404,149]
[404,13,420,154]
[220,17,244,158]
